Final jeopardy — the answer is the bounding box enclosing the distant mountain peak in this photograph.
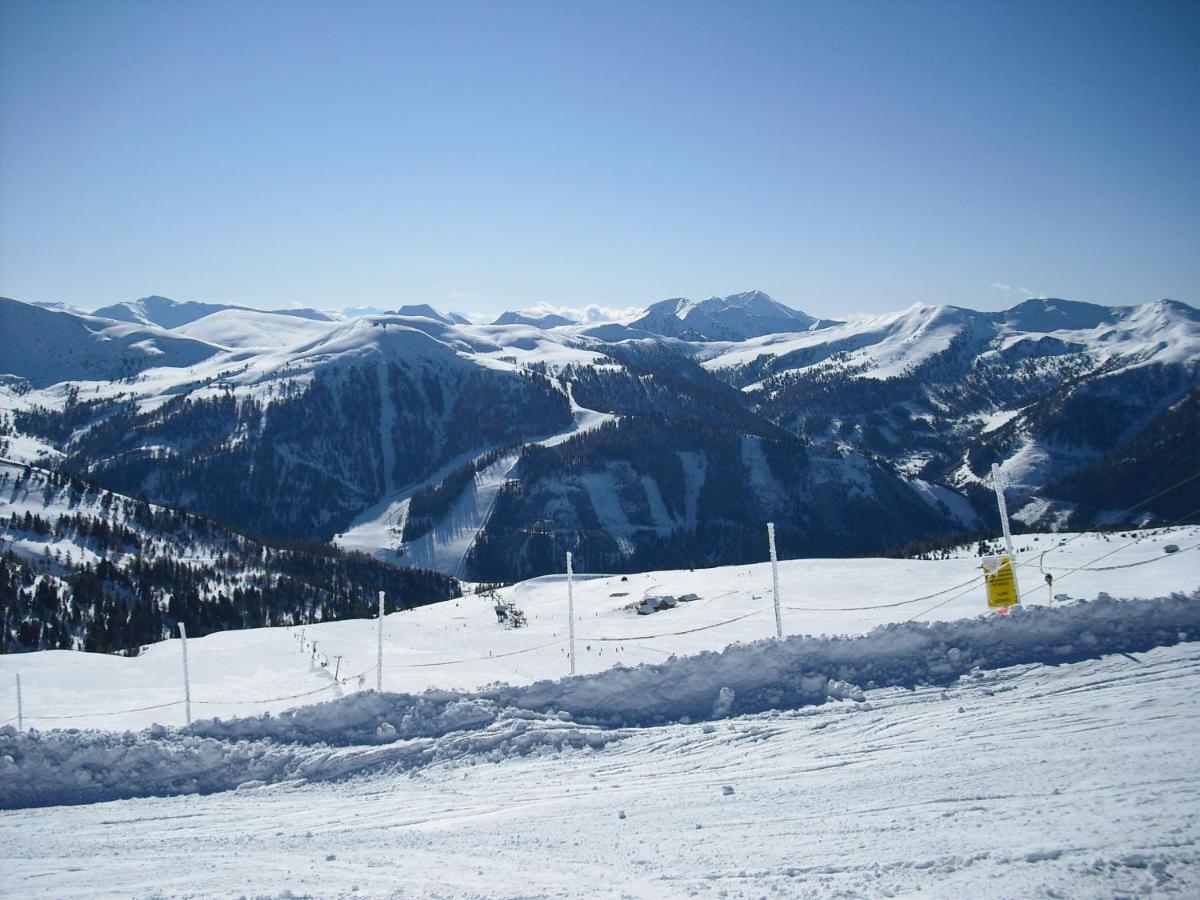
[630,291,838,341]
[492,310,578,328]
[722,289,773,306]
[394,304,455,324]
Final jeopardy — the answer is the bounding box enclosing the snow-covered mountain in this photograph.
[492,309,578,328]
[0,292,1195,585]
[0,296,222,387]
[626,290,839,341]
[699,297,1200,527]
[93,295,335,329]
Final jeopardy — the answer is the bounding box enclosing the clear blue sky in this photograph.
[1,0,1197,319]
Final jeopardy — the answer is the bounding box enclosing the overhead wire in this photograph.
[580,606,771,642]
[784,573,984,613]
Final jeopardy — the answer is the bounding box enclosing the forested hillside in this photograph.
[0,462,458,654]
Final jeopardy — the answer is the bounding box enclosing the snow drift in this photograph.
[2,593,1197,809]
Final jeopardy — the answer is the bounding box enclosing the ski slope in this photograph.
[2,636,1199,897]
[333,389,615,571]
[0,527,1197,897]
[2,527,1196,733]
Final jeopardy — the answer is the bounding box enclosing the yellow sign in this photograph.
[981,555,1020,609]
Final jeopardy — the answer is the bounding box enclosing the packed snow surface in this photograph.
[2,624,1199,896]
[2,589,1198,808]
[0,527,1197,896]
[2,528,1197,733]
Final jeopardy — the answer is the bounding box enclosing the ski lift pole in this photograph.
[178,622,192,726]
[990,463,1021,603]
[768,522,782,638]
[566,551,576,676]
[376,590,385,692]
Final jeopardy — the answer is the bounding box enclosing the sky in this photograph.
[1,0,1197,320]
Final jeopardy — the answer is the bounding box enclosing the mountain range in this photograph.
[2,290,1196,600]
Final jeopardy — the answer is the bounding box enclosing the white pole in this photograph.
[990,463,1021,603]
[178,622,191,726]
[15,672,22,732]
[566,551,576,676]
[768,522,782,638]
[376,590,385,692]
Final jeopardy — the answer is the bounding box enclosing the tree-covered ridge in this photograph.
[464,417,961,583]
[0,464,459,654]
[14,361,570,542]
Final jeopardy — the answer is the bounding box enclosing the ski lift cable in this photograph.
[905,578,996,623]
[1068,541,1200,572]
[908,517,1200,624]
[393,637,568,668]
[785,573,984,612]
[580,606,772,641]
[1037,542,1200,573]
[1041,512,1200,587]
[1009,503,1200,581]
[12,698,185,721]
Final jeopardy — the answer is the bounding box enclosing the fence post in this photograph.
[178,622,192,726]
[566,551,576,676]
[990,464,1021,603]
[768,522,782,638]
[376,590,385,692]
[15,672,22,732]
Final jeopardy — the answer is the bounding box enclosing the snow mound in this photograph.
[2,593,1196,809]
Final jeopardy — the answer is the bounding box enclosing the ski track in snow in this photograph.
[2,637,1199,897]
[581,471,636,552]
[334,391,615,572]
[739,434,785,515]
[400,452,521,577]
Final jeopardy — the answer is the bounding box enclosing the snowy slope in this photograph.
[2,526,1195,732]
[0,297,222,388]
[92,295,335,329]
[0,525,1197,896]
[493,309,578,328]
[694,297,1199,529]
[172,308,336,350]
[2,640,1197,897]
[333,385,617,570]
[700,298,1199,383]
[698,303,972,381]
[386,450,520,576]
